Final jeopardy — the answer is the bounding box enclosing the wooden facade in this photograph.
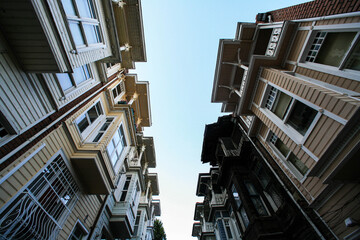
[0,0,161,239]
[211,4,360,239]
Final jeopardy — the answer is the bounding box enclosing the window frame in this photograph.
[68,220,89,240]
[75,100,105,140]
[61,0,103,51]
[260,83,321,143]
[106,124,128,167]
[213,210,238,240]
[231,184,250,232]
[56,64,93,94]
[299,25,360,81]
[111,81,125,102]
[267,131,309,179]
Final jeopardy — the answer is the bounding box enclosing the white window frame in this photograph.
[260,82,321,144]
[61,0,103,51]
[90,117,114,143]
[56,64,93,94]
[111,81,125,102]
[299,24,360,81]
[75,100,105,140]
[68,220,89,240]
[267,130,309,179]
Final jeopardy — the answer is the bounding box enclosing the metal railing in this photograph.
[0,155,79,240]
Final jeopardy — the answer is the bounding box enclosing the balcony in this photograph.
[0,1,70,73]
[112,0,146,69]
[110,202,136,238]
[71,152,113,195]
[210,189,227,207]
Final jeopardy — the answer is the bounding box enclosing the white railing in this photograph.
[210,190,227,206]
[265,27,282,56]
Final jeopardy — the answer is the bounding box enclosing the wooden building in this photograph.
[210,0,360,239]
[192,116,332,240]
[0,1,160,239]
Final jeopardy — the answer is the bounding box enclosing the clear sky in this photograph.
[132,0,309,239]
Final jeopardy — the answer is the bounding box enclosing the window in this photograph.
[231,184,249,230]
[106,125,127,166]
[61,0,102,48]
[214,211,237,240]
[244,181,269,216]
[120,175,131,201]
[264,86,317,135]
[112,82,124,100]
[56,65,91,92]
[254,162,283,211]
[76,101,103,134]
[0,122,9,140]
[69,221,88,240]
[0,154,79,239]
[306,31,360,71]
[269,131,309,176]
[92,118,113,142]
[133,211,141,236]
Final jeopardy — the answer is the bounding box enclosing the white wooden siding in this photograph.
[0,52,54,133]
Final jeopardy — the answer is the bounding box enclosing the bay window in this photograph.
[214,211,238,240]
[61,0,102,48]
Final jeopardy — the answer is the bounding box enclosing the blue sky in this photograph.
[132,0,309,239]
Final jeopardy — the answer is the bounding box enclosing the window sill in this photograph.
[298,62,360,81]
[72,43,106,54]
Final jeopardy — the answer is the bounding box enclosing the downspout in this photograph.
[88,195,110,240]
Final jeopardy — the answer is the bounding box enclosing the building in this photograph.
[195,0,360,239]
[192,116,332,240]
[0,0,160,239]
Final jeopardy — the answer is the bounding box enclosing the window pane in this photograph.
[107,141,115,156]
[76,114,89,133]
[273,91,292,119]
[316,32,356,67]
[287,101,317,135]
[113,88,118,98]
[87,105,99,123]
[119,125,127,146]
[251,197,268,216]
[73,66,87,84]
[232,185,241,208]
[240,207,249,228]
[84,24,100,44]
[75,0,93,18]
[288,153,309,175]
[56,73,73,91]
[113,130,121,146]
[69,21,85,46]
[345,40,360,71]
[83,65,91,79]
[61,0,76,16]
[274,138,290,157]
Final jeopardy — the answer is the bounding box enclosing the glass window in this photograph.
[107,125,127,166]
[76,102,102,133]
[306,31,359,71]
[245,181,268,216]
[69,222,88,240]
[56,65,92,92]
[287,101,317,135]
[269,132,309,177]
[61,0,102,47]
[265,86,317,136]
